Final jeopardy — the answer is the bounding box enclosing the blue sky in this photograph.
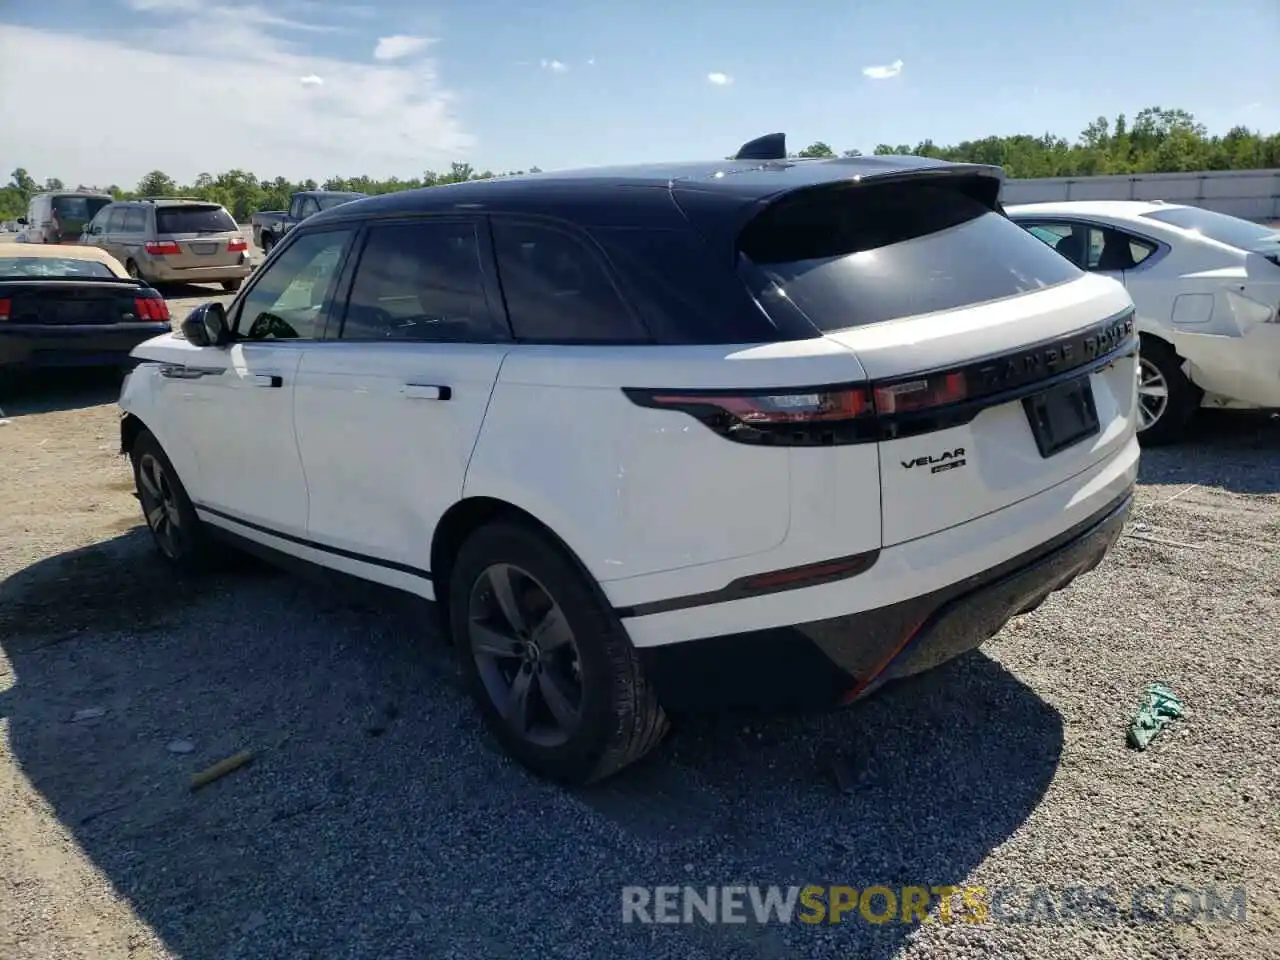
[0,0,1276,186]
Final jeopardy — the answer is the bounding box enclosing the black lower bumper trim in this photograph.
[636,487,1133,714]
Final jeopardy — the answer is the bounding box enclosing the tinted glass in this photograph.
[122,207,147,233]
[155,205,237,234]
[590,227,785,344]
[53,196,111,222]
[319,193,364,210]
[1140,206,1276,250]
[0,257,115,279]
[341,221,502,342]
[236,228,353,340]
[105,208,126,232]
[741,183,1082,331]
[492,221,650,342]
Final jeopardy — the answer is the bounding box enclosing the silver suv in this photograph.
[81,199,251,291]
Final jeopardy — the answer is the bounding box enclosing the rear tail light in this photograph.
[228,238,248,253]
[873,372,968,414]
[0,298,9,321]
[145,241,181,256]
[134,292,171,322]
[623,386,875,446]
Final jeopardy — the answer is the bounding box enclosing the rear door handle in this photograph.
[402,384,451,401]
[251,374,283,388]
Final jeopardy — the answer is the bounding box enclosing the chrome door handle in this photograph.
[402,384,451,400]
[251,374,283,388]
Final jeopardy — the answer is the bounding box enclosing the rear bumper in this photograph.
[0,323,171,369]
[144,258,252,284]
[638,487,1132,714]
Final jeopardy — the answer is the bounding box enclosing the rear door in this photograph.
[154,204,242,271]
[735,177,1138,546]
[293,216,510,592]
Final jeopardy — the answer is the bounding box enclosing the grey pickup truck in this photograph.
[250,190,367,254]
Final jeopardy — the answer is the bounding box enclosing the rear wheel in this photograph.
[222,278,243,292]
[449,520,668,784]
[1136,338,1199,446]
[130,429,215,572]
[125,259,144,282]
[260,234,274,257]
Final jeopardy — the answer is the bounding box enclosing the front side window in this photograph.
[492,220,649,342]
[340,220,503,342]
[741,182,1083,331]
[105,208,126,233]
[299,198,320,218]
[235,228,354,341]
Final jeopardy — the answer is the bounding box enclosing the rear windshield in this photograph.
[1139,206,1277,250]
[738,180,1083,331]
[155,205,238,234]
[53,196,112,222]
[0,257,115,279]
[318,194,365,210]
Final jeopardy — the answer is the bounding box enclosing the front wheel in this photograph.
[449,521,669,784]
[130,429,215,572]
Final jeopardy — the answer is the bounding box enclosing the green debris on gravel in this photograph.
[1126,683,1185,751]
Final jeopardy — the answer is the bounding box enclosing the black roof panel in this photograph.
[306,154,1002,232]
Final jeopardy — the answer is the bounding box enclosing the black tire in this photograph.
[1136,337,1200,446]
[130,429,216,572]
[125,259,144,283]
[222,278,243,292]
[260,234,274,257]
[449,520,669,784]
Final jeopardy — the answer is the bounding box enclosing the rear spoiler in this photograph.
[0,275,148,286]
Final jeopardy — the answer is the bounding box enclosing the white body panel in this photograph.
[293,341,507,587]
[1008,201,1280,410]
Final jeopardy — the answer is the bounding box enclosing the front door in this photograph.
[293,217,511,595]
[144,225,358,539]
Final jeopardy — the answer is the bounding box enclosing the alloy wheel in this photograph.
[467,563,584,748]
[1136,357,1169,432]
[137,453,183,558]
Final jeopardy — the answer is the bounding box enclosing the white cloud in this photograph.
[540,58,568,73]
[707,71,732,86]
[373,35,432,61]
[862,59,903,80]
[0,18,473,187]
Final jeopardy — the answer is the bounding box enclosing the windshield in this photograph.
[1140,206,1278,249]
[155,205,238,234]
[0,257,116,279]
[52,196,112,222]
[318,194,365,210]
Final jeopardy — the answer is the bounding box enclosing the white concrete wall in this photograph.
[1001,168,1280,221]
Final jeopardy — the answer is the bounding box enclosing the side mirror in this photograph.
[180,302,231,347]
[16,217,28,226]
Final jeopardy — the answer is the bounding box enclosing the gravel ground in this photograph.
[1,347,1278,959]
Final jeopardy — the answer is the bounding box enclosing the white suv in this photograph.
[118,136,1140,784]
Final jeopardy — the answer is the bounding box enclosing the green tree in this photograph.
[136,170,177,197]
[797,141,836,158]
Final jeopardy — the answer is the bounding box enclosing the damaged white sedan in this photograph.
[1008,201,1280,443]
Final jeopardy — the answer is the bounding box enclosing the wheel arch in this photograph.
[120,411,149,457]
[430,496,608,627]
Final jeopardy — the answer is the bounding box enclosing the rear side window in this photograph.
[341,221,504,342]
[156,205,237,234]
[53,196,110,221]
[589,227,787,344]
[739,181,1083,331]
[122,207,147,233]
[492,220,651,343]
